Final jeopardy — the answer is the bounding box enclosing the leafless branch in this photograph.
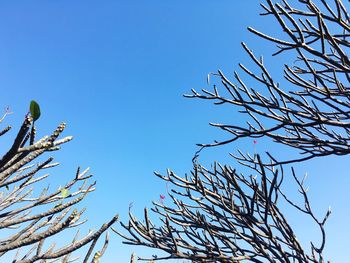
[0,114,118,262]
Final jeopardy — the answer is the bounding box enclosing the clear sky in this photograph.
[0,1,349,262]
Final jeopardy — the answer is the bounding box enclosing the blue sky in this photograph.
[0,1,349,262]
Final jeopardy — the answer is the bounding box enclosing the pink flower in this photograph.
[253,140,257,144]
[160,195,165,200]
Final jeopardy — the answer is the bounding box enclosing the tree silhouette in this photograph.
[116,0,348,262]
[189,0,350,167]
[0,106,118,262]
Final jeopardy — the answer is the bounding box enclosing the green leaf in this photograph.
[61,188,69,198]
[30,100,41,121]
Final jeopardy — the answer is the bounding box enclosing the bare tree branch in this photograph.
[115,1,344,262]
[0,112,118,262]
[185,0,350,166]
